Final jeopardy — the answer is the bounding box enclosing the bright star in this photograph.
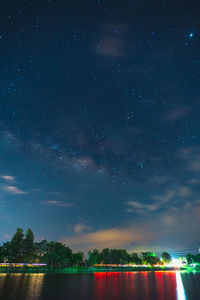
[189,32,194,38]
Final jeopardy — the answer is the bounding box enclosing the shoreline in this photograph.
[0,266,198,274]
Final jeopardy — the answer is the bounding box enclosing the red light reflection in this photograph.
[93,271,177,300]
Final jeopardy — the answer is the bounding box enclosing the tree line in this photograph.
[0,227,197,268]
[186,254,200,265]
[0,228,81,268]
[88,249,171,266]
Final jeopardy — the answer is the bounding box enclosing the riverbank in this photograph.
[0,265,199,273]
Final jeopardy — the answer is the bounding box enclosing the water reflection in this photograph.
[176,271,187,300]
[94,271,183,300]
[24,274,44,300]
[0,273,44,300]
[0,271,196,300]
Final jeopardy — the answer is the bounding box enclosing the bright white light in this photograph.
[176,271,187,300]
[168,257,187,268]
[170,258,182,268]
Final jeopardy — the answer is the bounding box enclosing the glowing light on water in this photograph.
[176,271,186,300]
[25,274,44,299]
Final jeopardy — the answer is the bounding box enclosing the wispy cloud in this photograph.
[189,156,200,171]
[95,23,130,58]
[126,201,159,213]
[1,175,15,181]
[3,186,27,195]
[176,147,200,172]
[163,106,190,121]
[153,186,191,205]
[47,200,72,207]
[177,186,191,196]
[74,223,90,234]
[149,175,171,185]
[62,199,200,252]
[127,185,192,216]
[188,178,200,185]
[153,190,176,203]
[3,234,11,239]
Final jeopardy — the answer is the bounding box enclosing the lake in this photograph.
[0,271,199,300]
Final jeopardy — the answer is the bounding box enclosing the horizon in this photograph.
[0,227,199,258]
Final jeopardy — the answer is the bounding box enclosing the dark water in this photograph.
[0,271,199,300]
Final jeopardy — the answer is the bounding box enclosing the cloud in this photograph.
[149,175,171,185]
[1,175,15,181]
[96,37,124,57]
[61,226,151,251]
[126,201,159,213]
[155,200,200,248]
[61,199,200,252]
[162,215,177,227]
[47,200,72,207]
[95,23,131,58]
[74,223,90,234]
[177,147,195,160]
[163,106,190,121]
[189,156,200,171]
[153,190,175,203]
[126,184,193,216]
[177,186,191,197]
[188,178,200,184]
[176,147,200,172]
[3,234,11,239]
[152,186,191,208]
[3,186,27,195]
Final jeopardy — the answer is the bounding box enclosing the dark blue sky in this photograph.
[0,0,200,254]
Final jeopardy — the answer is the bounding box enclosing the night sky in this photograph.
[0,0,200,254]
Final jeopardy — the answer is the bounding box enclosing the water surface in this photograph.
[0,271,199,300]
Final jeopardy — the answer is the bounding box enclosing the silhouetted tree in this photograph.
[161,252,171,264]
[109,249,121,264]
[119,249,130,264]
[194,254,200,263]
[100,248,111,264]
[24,229,35,262]
[10,228,24,262]
[73,252,84,266]
[141,252,160,265]
[0,245,4,262]
[88,249,100,265]
[35,240,48,260]
[43,242,73,268]
[186,254,194,265]
[130,252,142,265]
[1,242,12,262]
